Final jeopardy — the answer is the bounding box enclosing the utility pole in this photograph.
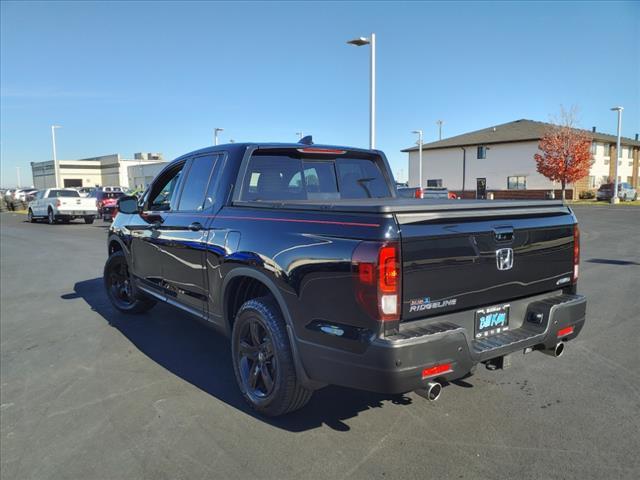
[412,130,423,191]
[347,33,376,149]
[51,125,62,187]
[214,127,224,146]
[610,106,623,204]
[436,120,444,140]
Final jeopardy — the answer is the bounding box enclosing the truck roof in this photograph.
[175,142,380,162]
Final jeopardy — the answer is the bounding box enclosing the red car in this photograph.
[90,190,124,221]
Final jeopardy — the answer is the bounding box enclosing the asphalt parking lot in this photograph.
[1,206,639,480]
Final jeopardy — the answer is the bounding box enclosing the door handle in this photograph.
[188,222,203,232]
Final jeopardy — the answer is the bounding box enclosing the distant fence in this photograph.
[452,189,574,200]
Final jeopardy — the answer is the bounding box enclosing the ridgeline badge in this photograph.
[409,297,457,312]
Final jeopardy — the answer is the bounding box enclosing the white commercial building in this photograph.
[31,153,166,190]
[403,119,640,199]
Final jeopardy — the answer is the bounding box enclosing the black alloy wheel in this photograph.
[237,317,277,399]
[106,256,134,310]
[231,297,313,416]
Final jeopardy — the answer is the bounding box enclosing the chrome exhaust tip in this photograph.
[415,381,443,402]
[425,382,442,401]
[541,342,565,357]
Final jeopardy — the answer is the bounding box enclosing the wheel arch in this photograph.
[222,267,323,390]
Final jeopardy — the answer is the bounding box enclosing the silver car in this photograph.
[596,183,638,201]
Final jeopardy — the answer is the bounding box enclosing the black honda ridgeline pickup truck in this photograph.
[105,140,586,416]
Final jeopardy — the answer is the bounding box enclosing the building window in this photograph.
[590,141,597,155]
[507,176,526,190]
[603,143,610,157]
[426,179,443,187]
[628,147,634,159]
[477,146,487,159]
[604,157,610,165]
[588,176,596,188]
[630,161,634,167]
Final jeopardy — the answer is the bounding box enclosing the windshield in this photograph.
[48,189,80,198]
[240,151,392,201]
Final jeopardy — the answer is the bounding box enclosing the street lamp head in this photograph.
[215,127,224,133]
[412,130,423,135]
[52,125,62,129]
[610,106,624,112]
[347,37,370,47]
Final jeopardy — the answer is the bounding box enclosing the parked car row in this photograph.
[396,185,458,199]
[596,183,638,202]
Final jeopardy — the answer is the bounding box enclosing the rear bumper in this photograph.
[56,210,98,217]
[297,294,586,394]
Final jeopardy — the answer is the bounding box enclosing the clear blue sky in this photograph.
[1,0,638,187]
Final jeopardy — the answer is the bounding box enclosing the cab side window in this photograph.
[176,154,219,211]
[147,163,185,211]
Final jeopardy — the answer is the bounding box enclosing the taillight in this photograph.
[352,241,401,322]
[572,225,580,283]
[414,188,423,199]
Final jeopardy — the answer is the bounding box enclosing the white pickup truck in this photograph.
[28,188,98,224]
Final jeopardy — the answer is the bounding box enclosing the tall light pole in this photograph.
[214,127,224,146]
[347,33,376,149]
[610,107,623,204]
[436,120,444,140]
[51,125,62,187]
[412,130,423,191]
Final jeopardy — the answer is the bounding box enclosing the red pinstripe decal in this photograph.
[149,212,380,227]
[217,215,380,228]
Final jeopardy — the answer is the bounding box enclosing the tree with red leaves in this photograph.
[534,108,593,200]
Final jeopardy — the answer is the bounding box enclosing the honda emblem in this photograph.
[496,248,514,271]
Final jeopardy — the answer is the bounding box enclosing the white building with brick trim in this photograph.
[403,119,640,199]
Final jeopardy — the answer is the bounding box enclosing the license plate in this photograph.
[475,304,510,338]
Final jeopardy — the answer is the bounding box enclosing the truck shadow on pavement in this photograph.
[64,278,414,432]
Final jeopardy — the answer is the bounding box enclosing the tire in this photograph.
[47,209,56,225]
[232,297,312,417]
[84,216,94,224]
[103,250,156,314]
[28,209,36,223]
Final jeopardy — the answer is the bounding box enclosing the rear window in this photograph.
[100,192,124,199]
[599,184,613,190]
[240,151,391,201]
[48,190,80,198]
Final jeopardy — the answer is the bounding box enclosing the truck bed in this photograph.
[233,198,570,217]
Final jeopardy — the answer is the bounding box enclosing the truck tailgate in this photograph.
[399,206,576,321]
[57,197,97,213]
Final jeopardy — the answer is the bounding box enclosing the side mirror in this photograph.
[117,195,139,214]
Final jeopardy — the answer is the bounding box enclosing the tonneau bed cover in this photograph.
[232,199,571,218]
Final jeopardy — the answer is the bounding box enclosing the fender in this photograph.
[221,266,325,390]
